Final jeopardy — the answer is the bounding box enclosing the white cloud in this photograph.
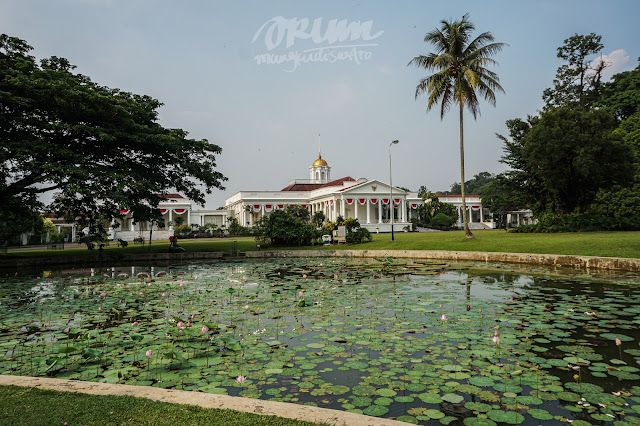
[591,49,631,81]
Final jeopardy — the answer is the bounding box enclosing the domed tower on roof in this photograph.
[309,154,331,183]
[309,133,331,183]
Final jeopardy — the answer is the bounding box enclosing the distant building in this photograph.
[225,153,497,231]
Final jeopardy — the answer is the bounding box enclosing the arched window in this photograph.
[316,171,319,180]
[321,171,325,180]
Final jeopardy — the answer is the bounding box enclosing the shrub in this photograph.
[509,213,640,233]
[428,213,455,230]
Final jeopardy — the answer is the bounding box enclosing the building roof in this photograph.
[437,194,480,198]
[160,193,185,199]
[280,176,355,192]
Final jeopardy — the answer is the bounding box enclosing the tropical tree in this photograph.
[409,14,505,239]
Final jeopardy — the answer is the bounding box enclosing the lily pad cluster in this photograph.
[0,258,639,425]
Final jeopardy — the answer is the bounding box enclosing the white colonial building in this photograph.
[225,154,495,232]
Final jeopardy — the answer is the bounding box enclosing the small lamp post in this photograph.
[389,140,399,241]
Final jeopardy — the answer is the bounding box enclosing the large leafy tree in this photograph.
[0,35,227,243]
[542,33,606,110]
[409,14,505,239]
[443,171,495,195]
[598,60,640,122]
[502,107,632,215]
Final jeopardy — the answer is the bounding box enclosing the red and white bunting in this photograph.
[471,206,480,211]
[346,199,354,205]
[277,204,285,210]
[411,204,418,209]
[159,209,168,215]
[289,204,297,207]
[358,199,367,205]
[325,201,329,206]
[264,204,273,213]
[118,209,129,215]
[301,204,307,208]
[381,199,390,205]
[330,200,334,205]
[174,208,186,215]
[370,198,378,204]
[253,205,261,213]
[393,199,400,205]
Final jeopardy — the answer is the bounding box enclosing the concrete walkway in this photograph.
[0,375,410,425]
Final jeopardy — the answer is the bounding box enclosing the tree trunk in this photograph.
[459,102,474,239]
[149,223,153,251]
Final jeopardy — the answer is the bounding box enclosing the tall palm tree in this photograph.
[409,14,505,239]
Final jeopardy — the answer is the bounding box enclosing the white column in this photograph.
[340,199,345,217]
[261,205,265,221]
[401,200,406,222]
[480,207,484,222]
[333,200,337,220]
[169,209,173,230]
[366,200,370,224]
[355,201,359,222]
[187,209,191,226]
[378,203,382,224]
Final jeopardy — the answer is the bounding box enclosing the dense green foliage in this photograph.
[413,191,458,229]
[510,213,640,233]
[255,206,316,247]
[442,171,495,196]
[409,14,505,238]
[0,34,227,244]
[494,33,640,230]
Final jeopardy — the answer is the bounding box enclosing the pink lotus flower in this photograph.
[441,314,447,322]
[495,329,499,336]
[100,292,106,297]
[191,313,195,320]
[98,306,102,311]
[146,349,153,358]
[202,326,209,333]
[298,291,304,297]
[119,300,122,303]
[615,337,622,346]
[179,282,184,287]
[177,321,185,329]
[493,335,500,344]
[132,321,139,326]
[236,375,246,384]
[277,272,281,275]
[302,274,307,278]
[126,284,130,288]
[162,292,166,297]
[245,305,249,310]
[148,282,152,286]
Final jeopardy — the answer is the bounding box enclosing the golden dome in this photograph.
[312,154,328,167]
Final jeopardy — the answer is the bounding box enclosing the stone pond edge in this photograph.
[2,249,640,272]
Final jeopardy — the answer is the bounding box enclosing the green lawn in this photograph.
[297,230,640,259]
[0,385,321,426]
[2,231,640,260]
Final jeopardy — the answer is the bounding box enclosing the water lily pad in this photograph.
[362,405,388,417]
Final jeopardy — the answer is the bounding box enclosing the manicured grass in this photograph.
[297,230,640,259]
[2,231,639,260]
[0,385,321,426]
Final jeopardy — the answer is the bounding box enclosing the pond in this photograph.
[1,257,640,425]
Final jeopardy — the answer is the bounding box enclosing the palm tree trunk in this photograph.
[459,102,474,239]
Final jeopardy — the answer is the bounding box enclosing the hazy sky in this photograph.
[2,0,639,208]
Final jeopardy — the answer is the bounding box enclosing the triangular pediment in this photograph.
[336,179,407,195]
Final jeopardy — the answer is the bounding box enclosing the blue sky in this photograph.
[2,0,639,208]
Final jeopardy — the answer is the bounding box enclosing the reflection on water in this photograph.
[1,258,639,425]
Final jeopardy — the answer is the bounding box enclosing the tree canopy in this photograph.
[0,34,227,242]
